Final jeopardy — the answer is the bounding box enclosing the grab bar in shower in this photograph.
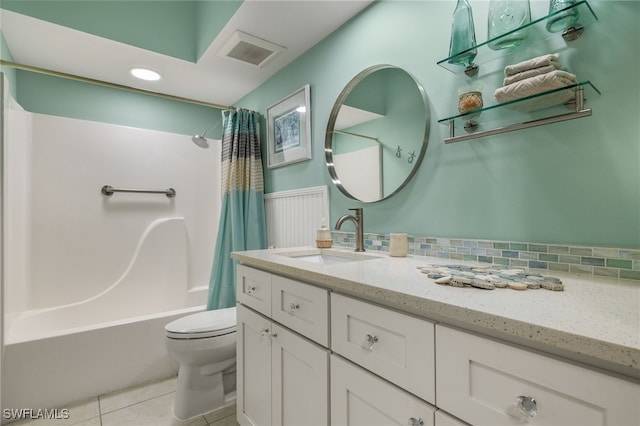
[101,185,176,198]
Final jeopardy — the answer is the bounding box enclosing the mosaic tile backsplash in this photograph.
[332,231,640,281]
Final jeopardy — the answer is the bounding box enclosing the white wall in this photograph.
[6,113,221,313]
[2,80,34,412]
[3,95,31,318]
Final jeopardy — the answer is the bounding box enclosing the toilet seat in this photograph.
[165,307,236,339]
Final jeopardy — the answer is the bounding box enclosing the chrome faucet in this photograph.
[335,208,365,252]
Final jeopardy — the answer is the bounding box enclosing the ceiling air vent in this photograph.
[218,31,285,67]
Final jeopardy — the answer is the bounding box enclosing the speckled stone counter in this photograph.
[231,247,640,379]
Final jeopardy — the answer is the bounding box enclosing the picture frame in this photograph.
[266,84,311,168]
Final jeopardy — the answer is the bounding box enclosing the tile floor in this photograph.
[8,376,238,426]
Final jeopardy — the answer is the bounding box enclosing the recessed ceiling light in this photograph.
[129,67,162,81]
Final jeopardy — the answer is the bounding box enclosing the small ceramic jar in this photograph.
[316,225,332,248]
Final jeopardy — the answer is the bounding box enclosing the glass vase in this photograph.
[546,0,580,33]
[487,0,531,50]
[448,0,477,68]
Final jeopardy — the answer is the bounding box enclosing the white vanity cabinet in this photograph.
[331,293,435,404]
[236,266,329,426]
[330,293,437,424]
[434,411,469,426]
[436,325,640,426]
[331,354,435,426]
[235,259,640,426]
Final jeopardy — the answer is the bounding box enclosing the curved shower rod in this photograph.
[0,59,235,111]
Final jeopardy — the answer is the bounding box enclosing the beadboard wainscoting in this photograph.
[264,186,329,249]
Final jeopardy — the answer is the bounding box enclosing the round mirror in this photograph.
[325,65,430,203]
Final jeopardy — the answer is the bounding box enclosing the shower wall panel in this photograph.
[21,114,220,310]
[3,93,32,317]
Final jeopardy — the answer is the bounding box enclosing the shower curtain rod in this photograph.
[0,60,236,111]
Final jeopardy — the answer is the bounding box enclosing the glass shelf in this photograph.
[438,81,600,144]
[437,0,598,75]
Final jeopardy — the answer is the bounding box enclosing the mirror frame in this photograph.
[325,64,430,203]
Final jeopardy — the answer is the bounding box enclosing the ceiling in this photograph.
[0,0,373,108]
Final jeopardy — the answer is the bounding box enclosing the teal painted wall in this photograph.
[1,1,197,61]
[236,0,640,248]
[13,71,224,138]
[0,31,17,97]
[195,0,243,61]
[0,0,243,62]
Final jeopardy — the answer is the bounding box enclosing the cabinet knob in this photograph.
[516,395,537,418]
[259,328,277,338]
[247,285,256,294]
[364,334,379,350]
[408,417,424,426]
[289,302,300,313]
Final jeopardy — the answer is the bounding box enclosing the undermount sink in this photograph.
[277,249,378,265]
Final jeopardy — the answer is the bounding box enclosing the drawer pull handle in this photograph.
[516,395,537,418]
[289,302,300,313]
[408,418,424,426]
[364,334,379,350]
[247,285,257,294]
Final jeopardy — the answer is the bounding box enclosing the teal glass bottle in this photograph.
[487,0,531,50]
[546,0,580,33]
[448,0,478,68]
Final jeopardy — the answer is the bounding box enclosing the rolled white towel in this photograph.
[494,70,577,104]
[503,64,561,86]
[504,53,560,76]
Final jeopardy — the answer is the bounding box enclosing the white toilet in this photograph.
[164,306,237,420]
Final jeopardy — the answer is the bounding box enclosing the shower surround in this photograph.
[2,97,221,412]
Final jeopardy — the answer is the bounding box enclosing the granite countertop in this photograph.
[232,247,640,379]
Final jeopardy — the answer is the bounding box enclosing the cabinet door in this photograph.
[237,265,272,316]
[434,411,469,426]
[271,323,329,426]
[237,305,272,426]
[331,354,435,426]
[436,325,640,426]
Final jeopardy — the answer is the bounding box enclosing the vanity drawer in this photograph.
[434,411,469,426]
[331,293,435,404]
[436,325,640,426]
[331,355,435,426]
[271,275,329,346]
[236,265,271,316]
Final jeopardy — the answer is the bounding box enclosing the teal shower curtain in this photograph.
[207,109,267,310]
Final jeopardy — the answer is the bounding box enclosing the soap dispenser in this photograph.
[316,220,332,248]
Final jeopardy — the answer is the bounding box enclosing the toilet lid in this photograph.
[165,307,236,339]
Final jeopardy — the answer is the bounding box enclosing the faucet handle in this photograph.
[349,207,362,213]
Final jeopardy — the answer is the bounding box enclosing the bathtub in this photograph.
[2,218,211,411]
[3,304,206,412]
[1,109,223,415]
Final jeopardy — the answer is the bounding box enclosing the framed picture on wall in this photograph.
[266,84,311,168]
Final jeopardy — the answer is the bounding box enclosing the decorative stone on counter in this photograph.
[418,263,564,291]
